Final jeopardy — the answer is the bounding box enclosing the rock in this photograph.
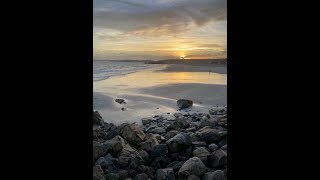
[190,122,201,129]
[189,133,199,142]
[156,168,175,180]
[115,99,125,104]
[151,127,166,134]
[142,118,152,125]
[152,144,168,157]
[185,127,196,133]
[223,168,227,179]
[200,119,217,128]
[121,124,145,144]
[95,157,109,170]
[105,124,121,140]
[191,141,207,146]
[93,141,110,162]
[178,157,206,177]
[176,118,190,128]
[139,141,152,152]
[166,133,192,153]
[202,170,225,180]
[221,145,227,150]
[133,173,148,180]
[187,175,200,180]
[105,173,119,180]
[192,147,210,161]
[118,156,130,168]
[167,161,184,171]
[208,144,219,152]
[93,165,106,180]
[118,170,129,180]
[209,107,227,115]
[165,130,180,140]
[209,149,227,168]
[93,111,104,125]
[196,127,222,144]
[104,135,126,153]
[177,99,193,109]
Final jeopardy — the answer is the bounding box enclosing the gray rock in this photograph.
[209,149,227,168]
[151,127,166,134]
[95,157,109,170]
[115,98,125,104]
[176,118,190,128]
[165,130,181,140]
[223,168,227,179]
[191,141,207,146]
[93,165,105,180]
[189,133,199,142]
[185,127,196,133]
[93,111,104,125]
[156,168,175,180]
[200,119,218,128]
[142,118,152,125]
[177,99,193,109]
[121,124,145,144]
[221,145,227,150]
[104,135,126,153]
[93,141,110,162]
[192,147,210,161]
[187,175,200,180]
[190,122,201,129]
[196,127,222,144]
[209,107,227,115]
[172,161,184,171]
[208,144,219,152]
[139,141,152,152]
[178,157,206,177]
[133,173,148,180]
[152,144,169,157]
[118,156,130,168]
[105,173,119,180]
[202,170,225,180]
[118,170,129,180]
[166,133,192,153]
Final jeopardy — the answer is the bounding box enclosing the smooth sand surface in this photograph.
[93,64,227,125]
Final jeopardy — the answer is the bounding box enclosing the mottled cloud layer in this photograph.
[93,0,227,60]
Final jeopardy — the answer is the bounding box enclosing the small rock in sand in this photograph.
[177,99,193,109]
[115,98,126,104]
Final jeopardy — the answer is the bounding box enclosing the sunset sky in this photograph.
[93,0,227,60]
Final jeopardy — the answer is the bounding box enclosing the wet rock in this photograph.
[202,170,225,180]
[166,133,192,153]
[156,168,175,180]
[142,118,152,125]
[152,144,168,157]
[177,99,193,109]
[121,124,145,144]
[178,157,206,177]
[209,149,227,168]
[115,99,126,104]
[192,147,210,161]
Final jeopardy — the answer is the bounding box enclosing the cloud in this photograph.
[93,0,226,36]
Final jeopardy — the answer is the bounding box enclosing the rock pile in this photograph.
[93,105,227,180]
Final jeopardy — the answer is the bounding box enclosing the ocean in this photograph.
[93,60,159,82]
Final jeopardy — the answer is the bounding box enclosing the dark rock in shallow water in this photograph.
[115,98,126,104]
[166,133,192,153]
[178,157,206,177]
[208,144,219,152]
[133,173,148,180]
[121,123,145,144]
[93,165,106,180]
[209,149,227,168]
[177,99,193,109]
[152,144,169,157]
[156,168,175,180]
[192,147,210,161]
[202,170,225,180]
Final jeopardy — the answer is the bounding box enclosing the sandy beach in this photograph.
[93,62,227,125]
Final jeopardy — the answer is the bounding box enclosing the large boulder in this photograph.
[209,149,227,168]
[202,170,225,180]
[166,133,192,153]
[196,127,222,144]
[178,157,206,177]
[93,111,104,126]
[93,165,106,180]
[93,141,110,162]
[121,124,145,144]
[152,144,168,157]
[156,168,175,180]
[192,147,210,161]
[177,99,193,109]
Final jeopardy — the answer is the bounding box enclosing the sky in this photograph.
[93,0,227,60]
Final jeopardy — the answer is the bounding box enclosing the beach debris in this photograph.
[92,105,227,180]
[177,99,193,109]
[115,98,126,104]
[121,107,126,111]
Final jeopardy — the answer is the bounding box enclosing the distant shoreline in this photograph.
[93,59,227,65]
